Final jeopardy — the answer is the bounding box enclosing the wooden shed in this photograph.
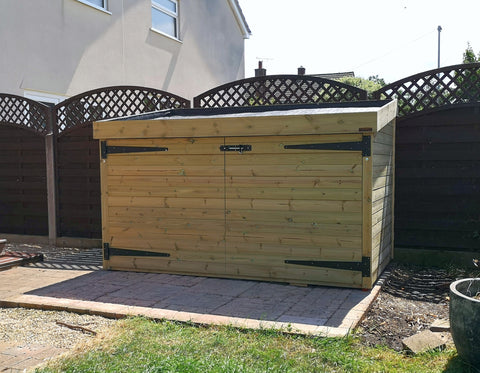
[93,101,397,289]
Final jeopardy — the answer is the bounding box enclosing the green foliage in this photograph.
[37,317,467,373]
[456,43,480,105]
[463,43,480,63]
[337,76,386,99]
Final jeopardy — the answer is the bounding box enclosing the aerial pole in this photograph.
[437,25,442,68]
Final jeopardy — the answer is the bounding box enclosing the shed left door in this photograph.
[100,138,227,275]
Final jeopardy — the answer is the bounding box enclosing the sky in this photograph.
[239,0,480,84]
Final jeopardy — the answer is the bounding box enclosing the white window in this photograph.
[86,0,106,7]
[76,0,110,14]
[152,0,179,39]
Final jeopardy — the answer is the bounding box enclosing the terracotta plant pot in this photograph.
[449,278,480,366]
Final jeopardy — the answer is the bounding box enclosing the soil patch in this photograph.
[358,263,471,351]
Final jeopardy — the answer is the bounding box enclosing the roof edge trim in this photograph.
[228,0,251,39]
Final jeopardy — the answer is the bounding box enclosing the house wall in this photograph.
[0,0,246,100]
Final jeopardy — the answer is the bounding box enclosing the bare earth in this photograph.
[358,263,464,351]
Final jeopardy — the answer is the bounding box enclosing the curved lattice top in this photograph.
[193,75,367,108]
[373,63,480,117]
[55,86,190,135]
[0,94,50,135]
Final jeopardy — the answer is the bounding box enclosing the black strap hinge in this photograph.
[103,243,170,260]
[101,141,168,158]
[285,256,371,277]
[284,135,371,156]
[362,135,371,156]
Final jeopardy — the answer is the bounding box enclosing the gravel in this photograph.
[0,308,117,349]
[1,242,113,351]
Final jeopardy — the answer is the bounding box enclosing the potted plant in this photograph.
[449,259,480,366]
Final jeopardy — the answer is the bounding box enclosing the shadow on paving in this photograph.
[25,269,370,328]
[26,247,103,271]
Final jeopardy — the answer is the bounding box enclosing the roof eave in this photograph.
[228,0,251,39]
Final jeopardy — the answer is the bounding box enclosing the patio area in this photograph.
[0,245,385,337]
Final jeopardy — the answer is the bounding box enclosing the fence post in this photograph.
[45,108,57,245]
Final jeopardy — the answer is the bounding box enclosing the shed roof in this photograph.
[94,100,397,139]
[111,100,393,121]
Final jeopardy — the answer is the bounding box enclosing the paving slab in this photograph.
[0,245,396,373]
[0,247,389,372]
[430,318,450,332]
[0,342,67,372]
[0,265,384,339]
[402,330,446,354]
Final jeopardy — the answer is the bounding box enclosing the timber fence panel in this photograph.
[194,75,367,108]
[0,95,49,235]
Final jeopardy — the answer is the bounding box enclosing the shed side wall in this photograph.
[370,119,395,283]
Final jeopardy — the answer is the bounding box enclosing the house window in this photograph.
[86,0,106,7]
[75,0,109,13]
[152,0,179,39]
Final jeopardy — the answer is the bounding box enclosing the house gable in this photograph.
[228,0,251,39]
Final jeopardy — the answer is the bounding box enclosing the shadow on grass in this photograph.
[443,355,479,373]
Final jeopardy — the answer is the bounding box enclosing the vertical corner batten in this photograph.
[99,140,110,269]
[361,134,373,289]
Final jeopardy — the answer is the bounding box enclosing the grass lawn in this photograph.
[36,317,472,373]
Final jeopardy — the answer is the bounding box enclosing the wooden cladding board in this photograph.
[101,134,367,288]
[368,120,395,287]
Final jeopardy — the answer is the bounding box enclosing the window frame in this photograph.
[151,0,180,40]
[75,0,111,15]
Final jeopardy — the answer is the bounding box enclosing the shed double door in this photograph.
[101,134,365,287]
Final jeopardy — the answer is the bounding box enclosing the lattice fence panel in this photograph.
[0,94,49,135]
[374,63,480,117]
[56,86,190,135]
[194,75,367,108]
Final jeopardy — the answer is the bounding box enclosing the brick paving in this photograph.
[0,247,386,371]
[0,342,67,372]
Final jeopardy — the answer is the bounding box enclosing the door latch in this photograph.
[220,145,252,154]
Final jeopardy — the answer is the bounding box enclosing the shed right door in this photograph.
[224,134,364,287]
